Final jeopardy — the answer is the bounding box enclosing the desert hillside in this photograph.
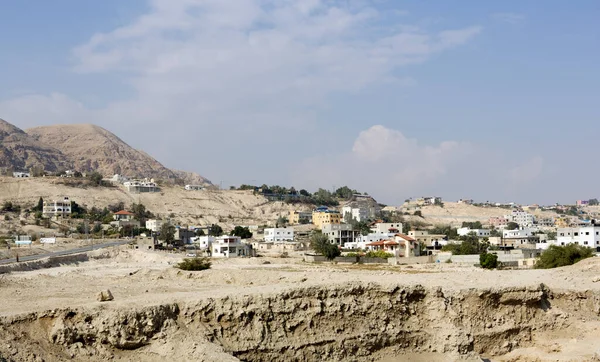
[26,124,210,185]
[0,176,297,228]
[410,202,560,227]
[0,118,71,172]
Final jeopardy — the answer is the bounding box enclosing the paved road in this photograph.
[0,240,131,265]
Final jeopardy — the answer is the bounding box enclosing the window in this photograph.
[586,232,590,235]
[584,241,589,245]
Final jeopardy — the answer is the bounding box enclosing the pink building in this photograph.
[489,217,509,228]
[576,200,589,206]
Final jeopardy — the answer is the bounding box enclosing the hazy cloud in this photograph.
[292,125,544,204]
[492,12,526,24]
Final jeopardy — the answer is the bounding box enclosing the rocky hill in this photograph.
[25,123,210,184]
[0,118,71,173]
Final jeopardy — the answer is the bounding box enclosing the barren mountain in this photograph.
[26,124,210,184]
[0,118,71,173]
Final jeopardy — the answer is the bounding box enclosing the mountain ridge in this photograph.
[0,119,210,184]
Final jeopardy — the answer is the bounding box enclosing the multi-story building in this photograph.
[312,208,341,229]
[264,227,294,242]
[498,229,539,248]
[489,217,509,228]
[408,230,446,249]
[210,235,252,258]
[322,224,359,246]
[457,228,491,238]
[342,206,368,222]
[124,180,160,193]
[535,217,555,227]
[505,211,535,228]
[42,197,72,217]
[145,219,164,232]
[557,226,600,250]
[289,210,313,225]
[370,222,403,234]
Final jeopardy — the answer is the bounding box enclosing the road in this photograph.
[0,240,131,265]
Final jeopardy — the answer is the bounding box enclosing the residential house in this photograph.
[184,185,204,191]
[191,235,215,250]
[557,226,600,251]
[42,197,72,218]
[370,222,403,234]
[577,200,590,206]
[312,207,341,228]
[289,210,313,225]
[111,210,140,228]
[418,196,442,206]
[12,172,30,178]
[535,217,555,227]
[322,223,359,246]
[489,217,509,228]
[497,229,539,248]
[210,235,252,258]
[264,227,294,242]
[408,230,446,249]
[366,233,418,257]
[342,206,368,222]
[458,199,473,205]
[505,211,535,228]
[124,180,160,193]
[457,228,491,238]
[111,174,129,184]
[175,227,196,244]
[145,219,164,233]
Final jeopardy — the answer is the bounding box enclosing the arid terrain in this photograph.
[0,176,303,229]
[1,247,600,361]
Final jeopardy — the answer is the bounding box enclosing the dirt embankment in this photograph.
[1,283,600,361]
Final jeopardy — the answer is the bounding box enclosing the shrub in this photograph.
[175,257,212,271]
[310,233,341,260]
[536,244,594,269]
[365,250,393,258]
[480,253,498,269]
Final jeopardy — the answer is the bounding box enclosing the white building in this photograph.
[557,226,600,250]
[505,211,535,228]
[498,228,539,247]
[12,172,30,178]
[111,174,129,184]
[264,227,294,242]
[191,236,215,250]
[370,223,403,235]
[322,224,360,246]
[185,185,204,191]
[210,235,251,258]
[42,197,72,217]
[145,219,164,232]
[342,206,368,222]
[457,228,491,237]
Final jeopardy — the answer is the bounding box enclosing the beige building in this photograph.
[312,210,341,229]
[408,230,446,248]
[289,210,312,225]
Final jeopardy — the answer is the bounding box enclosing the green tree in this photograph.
[176,257,211,271]
[310,233,340,260]
[299,189,310,197]
[88,171,104,186]
[209,224,223,236]
[131,203,154,223]
[276,216,288,228]
[351,220,372,236]
[334,186,356,200]
[442,233,486,255]
[34,197,44,212]
[231,226,253,239]
[588,199,599,206]
[195,228,206,236]
[536,244,594,269]
[461,221,483,229]
[506,222,520,230]
[480,253,498,269]
[413,210,423,217]
[158,223,176,243]
[546,231,557,240]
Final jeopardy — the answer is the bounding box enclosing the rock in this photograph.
[592,276,600,283]
[97,290,114,302]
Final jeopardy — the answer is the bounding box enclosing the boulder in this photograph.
[97,290,114,302]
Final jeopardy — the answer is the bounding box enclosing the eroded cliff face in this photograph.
[1,283,599,362]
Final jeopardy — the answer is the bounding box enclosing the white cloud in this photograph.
[292,125,544,205]
[0,0,482,185]
[492,13,526,24]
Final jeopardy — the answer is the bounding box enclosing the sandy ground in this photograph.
[2,248,600,361]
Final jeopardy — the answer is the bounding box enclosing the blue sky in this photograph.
[1,0,598,205]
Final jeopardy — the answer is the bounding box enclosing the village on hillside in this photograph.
[2,169,599,269]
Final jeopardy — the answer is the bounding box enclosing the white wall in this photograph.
[264,227,294,242]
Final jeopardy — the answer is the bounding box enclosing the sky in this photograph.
[0,0,598,206]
